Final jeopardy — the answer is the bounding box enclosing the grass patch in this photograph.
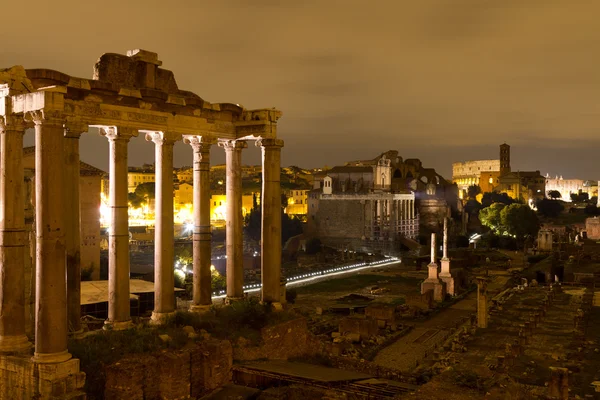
[295,274,420,295]
[174,298,296,343]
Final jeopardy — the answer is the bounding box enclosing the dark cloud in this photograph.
[4,0,599,180]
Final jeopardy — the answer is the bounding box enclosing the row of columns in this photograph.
[0,110,284,361]
[370,198,416,237]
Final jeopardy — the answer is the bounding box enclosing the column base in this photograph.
[103,319,134,331]
[0,334,32,354]
[150,311,176,326]
[225,296,245,305]
[189,304,212,314]
[32,350,72,364]
[68,328,86,339]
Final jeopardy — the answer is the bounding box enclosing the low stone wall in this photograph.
[0,355,85,400]
[233,318,321,361]
[104,339,232,399]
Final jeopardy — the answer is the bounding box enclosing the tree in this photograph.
[467,185,481,200]
[547,190,562,200]
[479,203,506,234]
[481,192,515,208]
[128,192,145,208]
[244,196,303,245]
[570,192,589,202]
[464,199,482,215]
[500,203,539,242]
[135,182,156,201]
[536,198,564,218]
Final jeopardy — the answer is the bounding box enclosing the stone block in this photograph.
[365,303,395,323]
[339,316,379,340]
[190,339,233,398]
[157,351,191,399]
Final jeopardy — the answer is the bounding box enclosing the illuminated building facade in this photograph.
[285,189,309,215]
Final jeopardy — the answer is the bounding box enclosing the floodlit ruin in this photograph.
[0,49,283,398]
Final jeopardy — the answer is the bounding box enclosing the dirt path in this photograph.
[373,292,477,371]
[373,269,513,372]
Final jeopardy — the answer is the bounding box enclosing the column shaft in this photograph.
[221,140,246,299]
[32,112,71,363]
[103,127,135,329]
[0,116,31,352]
[64,124,85,335]
[370,200,375,239]
[258,139,283,304]
[149,133,176,322]
[185,137,213,309]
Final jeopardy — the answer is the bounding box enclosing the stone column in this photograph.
[147,132,177,324]
[476,277,488,328]
[440,217,455,295]
[28,109,71,363]
[0,112,31,353]
[370,200,376,240]
[430,232,436,263]
[389,199,396,241]
[257,139,284,306]
[219,140,247,301]
[183,136,214,312]
[64,122,87,336]
[101,127,137,330]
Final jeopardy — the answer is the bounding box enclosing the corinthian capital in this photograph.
[256,138,284,149]
[100,126,138,141]
[183,135,217,152]
[24,109,63,126]
[218,139,247,151]
[145,131,179,146]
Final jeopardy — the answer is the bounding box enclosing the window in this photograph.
[214,202,216,206]
[489,177,493,184]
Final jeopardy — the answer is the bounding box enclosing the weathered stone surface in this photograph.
[0,355,85,400]
[191,339,233,398]
[365,303,396,323]
[234,318,320,361]
[339,316,379,340]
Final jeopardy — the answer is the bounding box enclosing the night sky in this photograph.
[2,0,598,179]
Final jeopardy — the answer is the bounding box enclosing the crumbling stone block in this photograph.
[339,316,379,340]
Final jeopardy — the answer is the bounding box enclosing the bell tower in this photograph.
[500,143,511,176]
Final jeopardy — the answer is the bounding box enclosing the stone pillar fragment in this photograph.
[64,122,87,335]
[28,108,72,363]
[421,233,446,301]
[219,140,247,301]
[440,217,455,295]
[183,136,214,311]
[257,138,284,306]
[547,367,569,400]
[0,110,31,353]
[147,132,177,324]
[101,127,137,330]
